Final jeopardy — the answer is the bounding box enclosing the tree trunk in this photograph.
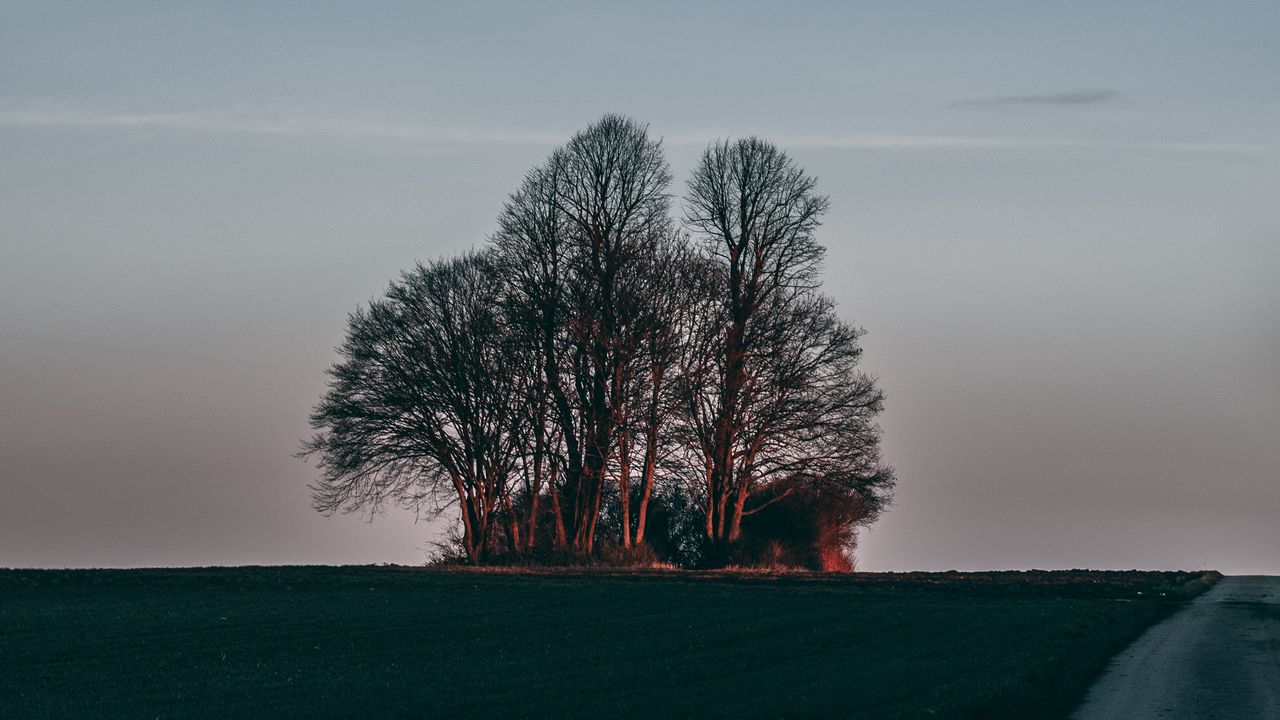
[704,273,750,565]
[571,393,611,554]
[548,465,567,548]
[634,365,664,545]
[451,471,481,564]
[634,442,657,544]
[524,422,545,552]
[728,483,750,543]
[526,488,540,552]
[618,427,632,548]
[502,490,521,555]
[587,484,602,554]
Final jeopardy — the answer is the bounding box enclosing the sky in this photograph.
[1,2,1277,574]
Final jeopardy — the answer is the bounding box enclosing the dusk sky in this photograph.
[2,2,1276,574]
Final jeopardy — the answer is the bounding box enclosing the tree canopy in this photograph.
[303,115,894,569]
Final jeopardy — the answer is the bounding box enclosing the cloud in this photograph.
[954,89,1118,108]
[664,130,1028,150]
[0,103,568,146]
[668,131,1266,155]
[0,101,1266,156]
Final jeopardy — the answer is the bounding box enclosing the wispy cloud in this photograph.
[664,130,1030,150]
[671,131,1266,155]
[0,104,568,146]
[954,89,1118,108]
[0,101,1266,156]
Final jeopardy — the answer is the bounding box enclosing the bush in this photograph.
[734,479,872,571]
[597,541,667,568]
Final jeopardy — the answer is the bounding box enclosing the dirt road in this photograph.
[1070,576,1280,719]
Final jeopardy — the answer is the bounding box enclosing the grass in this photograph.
[0,566,1218,719]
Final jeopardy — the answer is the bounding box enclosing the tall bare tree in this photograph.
[681,137,892,562]
[493,115,673,554]
[492,162,570,553]
[302,251,527,564]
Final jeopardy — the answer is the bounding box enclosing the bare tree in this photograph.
[302,251,527,564]
[681,137,892,562]
[492,162,570,554]
[494,114,672,555]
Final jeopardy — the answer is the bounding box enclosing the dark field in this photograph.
[0,567,1217,719]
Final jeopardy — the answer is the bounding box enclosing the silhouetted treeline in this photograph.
[303,115,894,569]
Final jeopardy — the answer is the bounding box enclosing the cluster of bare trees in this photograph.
[303,115,894,568]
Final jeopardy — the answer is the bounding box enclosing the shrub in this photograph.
[735,478,874,571]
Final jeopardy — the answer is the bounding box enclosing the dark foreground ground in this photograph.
[0,567,1217,719]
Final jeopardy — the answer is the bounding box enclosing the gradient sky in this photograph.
[2,2,1277,573]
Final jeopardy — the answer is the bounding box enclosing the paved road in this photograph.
[1071,576,1280,719]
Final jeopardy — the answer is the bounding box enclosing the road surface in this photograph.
[1071,575,1280,719]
